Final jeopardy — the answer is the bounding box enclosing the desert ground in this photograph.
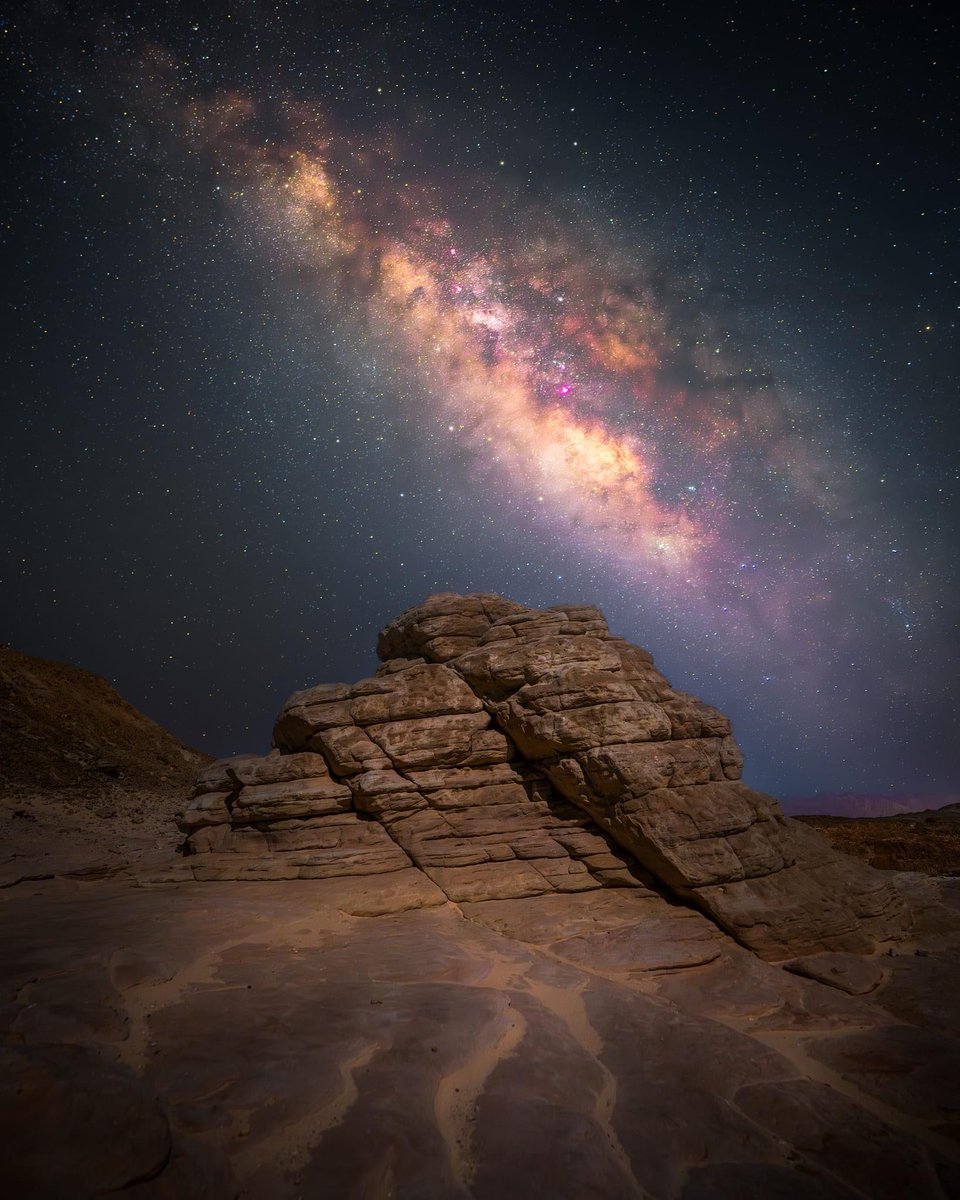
[4,607,960,1199]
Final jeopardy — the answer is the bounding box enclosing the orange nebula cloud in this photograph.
[242,138,710,575]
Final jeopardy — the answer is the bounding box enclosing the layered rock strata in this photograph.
[179,593,907,960]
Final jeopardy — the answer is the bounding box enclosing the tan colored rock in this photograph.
[232,776,352,822]
[577,738,727,796]
[365,711,497,770]
[178,791,232,831]
[351,787,428,823]
[505,667,638,712]
[376,592,526,662]
[424,860,554,902]
[454,635,622,700]
[189,755,257,797]
[272,684,354,751]
[186,814,410,880]
[309,724,389,775]
[349,768,419,797]
[227,750,332,787]
[349,662,483,725]
[720,735,745,779]
[784,952,885,995]
[178,592,909,963]
[428,779,530,810]
[690,867,876,959]
[498,696,672,757]
[525,856,601,892]
[785,818,907,945]
[5,871,952,1200]
[660,694,733,739]
[185,823,235,854]
[404,762,519,791]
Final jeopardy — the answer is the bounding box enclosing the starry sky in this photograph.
[2,1,957,797]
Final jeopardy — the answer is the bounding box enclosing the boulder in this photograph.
[178,593,908,960]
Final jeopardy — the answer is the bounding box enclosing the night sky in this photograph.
[3,1,957,797]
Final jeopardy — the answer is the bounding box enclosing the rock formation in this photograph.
[178,594,907,961]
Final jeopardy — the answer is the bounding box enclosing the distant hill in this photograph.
[0,645,209,796]
[799,804,960,877]
[780,792,960,819]
[0,646,212,880]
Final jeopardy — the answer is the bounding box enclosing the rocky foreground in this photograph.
[3,595,960,1199]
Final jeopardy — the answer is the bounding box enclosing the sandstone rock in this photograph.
[178,791,232,830]
[309,724,389,775]
[691,867,877,961]
[784,952,885,995]
[498,695,672,757]
[349,662,483,725]
[231,776,352,822]
[3,875,951,1200]
[228,750,332,787]
[376,592,527,662]
[733,1078,944,1200]
[178,593,909,963]
[456,635,623,700]
[424,860,555,902]
[365,710,496,770]
[272,684,354,753]
[184,823,236,854]
[0,1042,232,1197]
[804,1024,960,1123]
[190,755,256,797]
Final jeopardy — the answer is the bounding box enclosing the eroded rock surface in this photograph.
[178,593,907,962]
[2,876,959,1200]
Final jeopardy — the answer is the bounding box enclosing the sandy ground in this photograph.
[1,785,184,887]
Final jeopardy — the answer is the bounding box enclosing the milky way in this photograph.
[5,2,955,798]
[186,93,900,678]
